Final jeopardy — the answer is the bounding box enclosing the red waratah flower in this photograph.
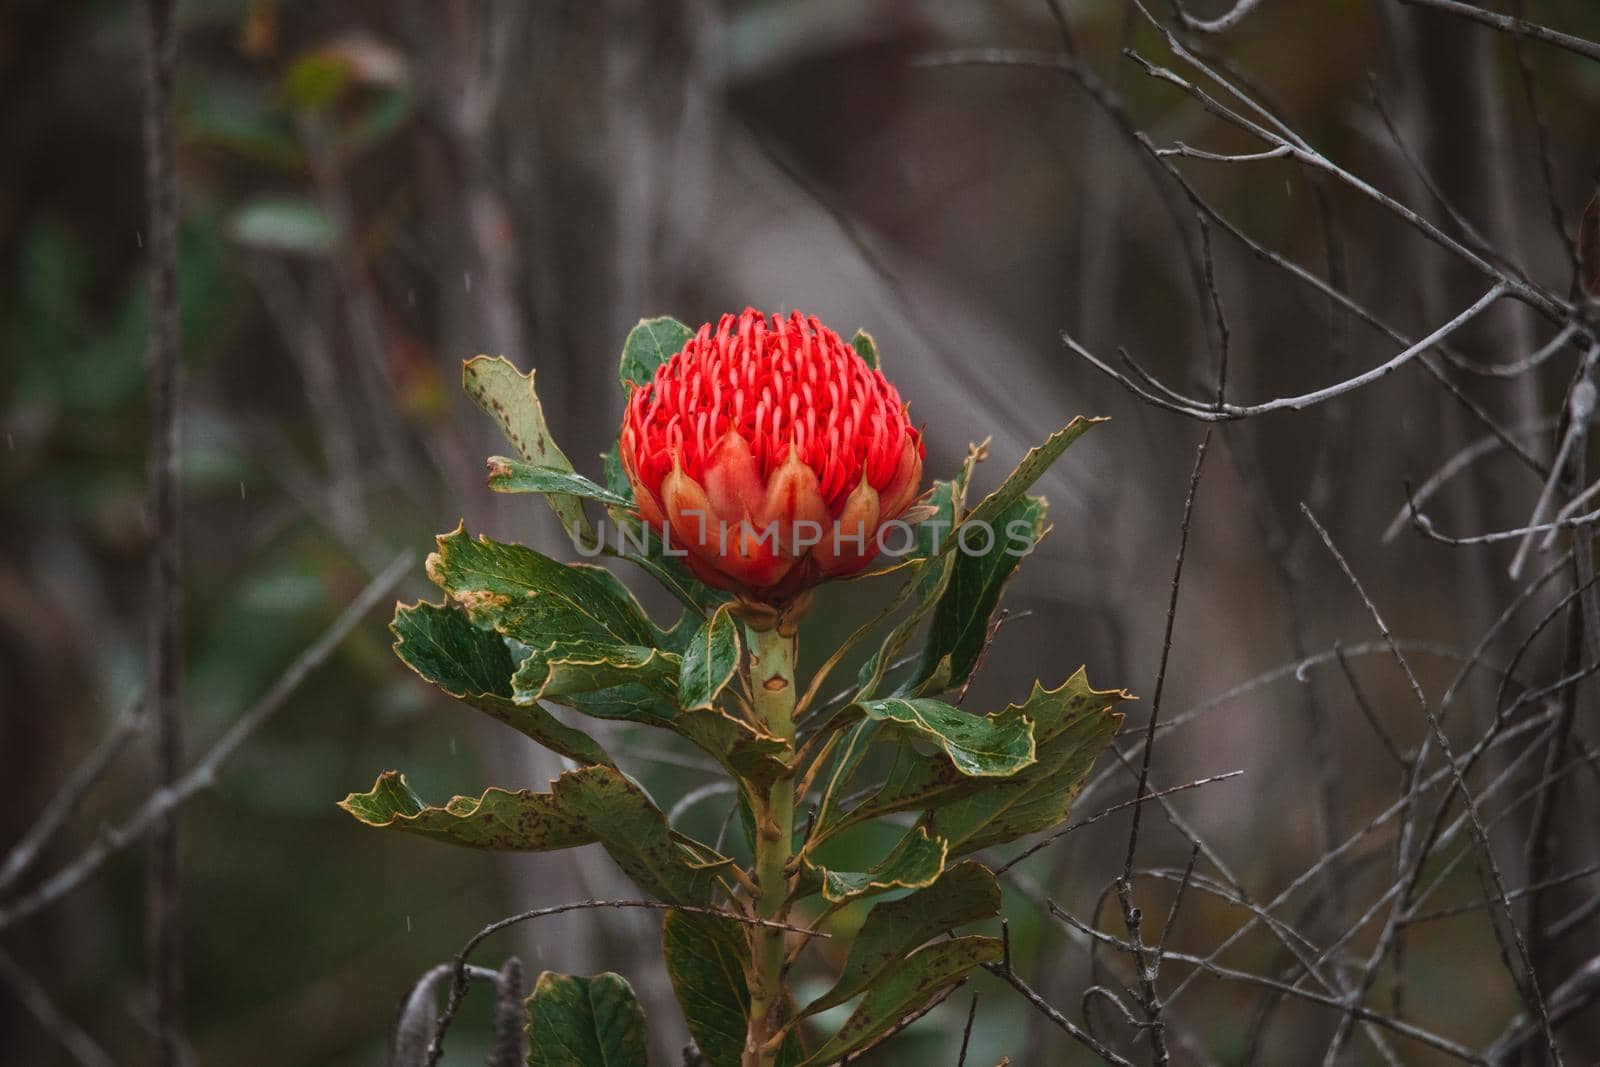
[621,308,924,604]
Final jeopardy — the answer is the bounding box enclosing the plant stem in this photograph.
[744,623,797,1067]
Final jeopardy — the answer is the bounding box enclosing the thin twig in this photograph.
[980,959,1140,1067]
[0,947,117,1067]
[0,690,145,895]
[1123,432,1211,877]
[956,992,978,1067]
[1398,0,1600,64]
[995,770,1243,876]
[0,554,413,934]
[1064,283,1507,421]
[1301,505,1562,1063]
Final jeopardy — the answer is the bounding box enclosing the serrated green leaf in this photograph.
[486,457,632,507]
[805,826,948,905]
[663,911,750,1067]
[850,329,880,371]
[852,697,1036,777]
[679,604,740,712]
[830,669,1127,846]
[463,356,594,547]
[795,936,1002,1067]
[525,971,648,1067]
[391,600,612,766]
[553,766,722,906]
[961,416,1104,532]
[339,771,595,852]
[426,525,656,650]
[928,672,1126,856]
[908,494,1048,695]
[674,708,790,790]
[618,316,695,391]
[513,639,680,707]
[802,862,1000,1018]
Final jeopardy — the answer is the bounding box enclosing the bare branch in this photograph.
[1398,0,1600,65]
[0,691,145,895]
[1064,283,1507,421]
[0,554,414,934]
[0,948,117,1067]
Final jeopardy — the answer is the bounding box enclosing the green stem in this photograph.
[744,623,797,1067]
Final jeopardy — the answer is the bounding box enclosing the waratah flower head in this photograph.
[621,308,924,603]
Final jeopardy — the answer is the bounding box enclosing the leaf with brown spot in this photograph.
[800,862,1000,1019]
[801,826,948,905]
[463,355,594,548]
[793,936,1002,1067]
[511,638,682,725]
[830,668,1128,851]
[391,599,613,766]
[673,707,789,790]
[426,524,657,650]
[524,971,648,1067]
[338,771,595,852]
[487,457,631,508]
[663,912,749,1067]
[552,766,725,906]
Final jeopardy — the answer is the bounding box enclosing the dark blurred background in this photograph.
[4,1,1600,1064]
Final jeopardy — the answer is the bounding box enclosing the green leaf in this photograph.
[811,720,881,839]
[805,826,948,905]
[525,971,649,1067]
[228,198,335,255]
[426,525,657,649]
[513,639,681,708]
[850,329,880,371]
[855,443,984,699]
[832,669,1126,846]
[339,771,595,851]
[961,416,1104,532]
[618,316,695,391]
[674,708,790,790]
[908,493,1048,695]
[928,671,1126,856]
[852,697,1036,778]
[802,862,1000,1018]
[678,604,740,712]
[553,766,723,906]
[462,356,594,547]
[661,911,805,1067]
[391,600,612,767]
[794,937,1002,1067]
[486,457,631,508]
[602,445,635,502]
[854,479,962,699]
[663,912,750,1067]
[619,530,729,617]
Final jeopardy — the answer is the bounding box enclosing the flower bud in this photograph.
[620,308,924,603]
